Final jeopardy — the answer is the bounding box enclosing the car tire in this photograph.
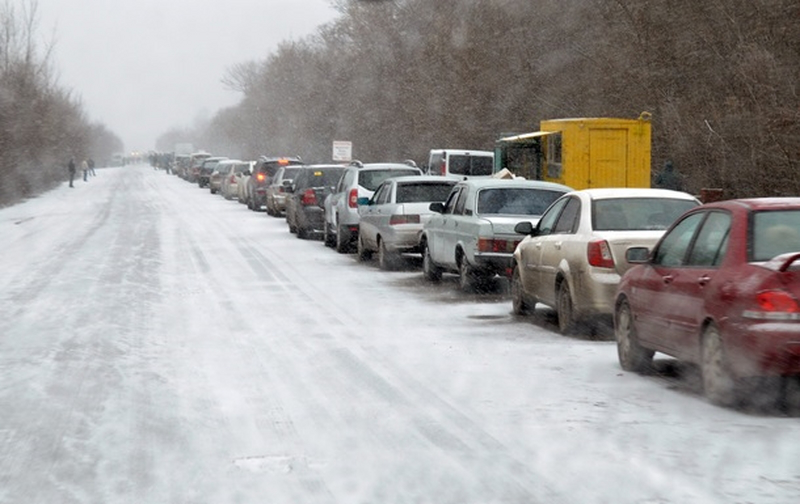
[422,241,441,282]
[702,324,738,406]
[323,222,335,248]
[335,224,350,254]
[378,239,397,271]
[356,234,372,261]
[615,298,653,372]
[556,281,578,334]
[458,256,475,292]
[511,265,535,315]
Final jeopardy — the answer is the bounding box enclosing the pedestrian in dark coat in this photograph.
[654,160,684,192]
[68,158,76,187]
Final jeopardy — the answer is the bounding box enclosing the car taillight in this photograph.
[758,290,800,313]
[587,240,615,268]
[301,189,318,205]
[229,175,236,183]
[348,188,359,208]
[389,214,421,225]
[743,290,800,320]
[477,238,520,253]
[256,173,266,182]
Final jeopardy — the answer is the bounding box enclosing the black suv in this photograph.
[247,156,304,211]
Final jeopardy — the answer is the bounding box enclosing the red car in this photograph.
[614,198,800,405]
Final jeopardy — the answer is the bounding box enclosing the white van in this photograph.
[427,149,494,179]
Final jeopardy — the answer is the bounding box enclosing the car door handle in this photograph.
[698,275,711,286]
[554,241,562,250]
[662,275,674,284]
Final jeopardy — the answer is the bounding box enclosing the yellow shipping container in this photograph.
[495,113,652,189]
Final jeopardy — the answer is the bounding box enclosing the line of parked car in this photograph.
[169,151,800,408]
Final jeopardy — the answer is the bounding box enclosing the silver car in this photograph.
[511,188,700,334]
[421,178,572,291]
[266,165,303,216]
[357,176,457,270]
[324,161,422,253]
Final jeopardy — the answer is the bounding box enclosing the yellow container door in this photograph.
[589,128,628,188]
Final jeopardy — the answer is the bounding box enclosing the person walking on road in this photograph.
[68,158,76,187]
[81,159,89,182]
[88,158,96,176]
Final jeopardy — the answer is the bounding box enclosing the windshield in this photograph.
[396,182,455,203]
[477,187,565,215]
[358,169,420,191]
[751,209,800,261]
[449,155,493,176]
[593,197,698,231]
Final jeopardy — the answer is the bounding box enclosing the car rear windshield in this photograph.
[281,167,302,180]
[477,188,565,216]
[297,169,344,189]
[449,155,493,177]
[751,209,800,261]
[396,182,455,203]
[233,164,250,174]
[593,198,698,231]
[359,169,420,191]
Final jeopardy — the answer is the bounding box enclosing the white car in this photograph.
[324,161,422,252]
[511,188,700,334]
[220,160,254,200]
[357,176,457,269]
[421,178,572,291]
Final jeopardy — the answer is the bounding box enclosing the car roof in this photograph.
[568,187,699,201]
[702,197,800,211]
[429,149,493,156]
[352,162,421,171]
[456,178,572,192]
[388,175,457,184]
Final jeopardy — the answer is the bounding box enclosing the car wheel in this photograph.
[378,239,397,271]
[335,224,350,254]
[356,233,372,261]
[422,241,441,282]
[702,324,737,406]
[615,298,653,372]
[323,222,335,248]
[511,265,534,315]
[556,281,578,334]
[458,256,475,292]
[297,226,307,239]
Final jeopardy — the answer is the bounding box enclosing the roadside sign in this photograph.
[332,141,352,162]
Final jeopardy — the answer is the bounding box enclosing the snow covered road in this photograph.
[1,166,798,503]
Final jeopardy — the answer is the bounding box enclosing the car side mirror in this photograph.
[514,221,534,235]
[626,247,650,263]
[429,202,445,213]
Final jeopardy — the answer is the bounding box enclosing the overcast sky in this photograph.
[36,0,339,153]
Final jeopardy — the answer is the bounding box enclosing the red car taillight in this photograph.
[477,238,520,253]
[229,175,236,183]
[587,240,615,268]
[389,214,421,225]
[757,290,800,313]
[348,188,359,208]
[744,290,800,320]
[301,189,318,206]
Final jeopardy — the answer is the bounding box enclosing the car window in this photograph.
[454,187,469,215]
[373,184,390,204]
[443,187,461,215]
[553,196,581,234]
[751,209,800,262]
[653,212,705,267]
[396,182,456,203]
[535,196,569,236]
[593,198,698,231]
[448,155,493,176]
[428,153,444,176]
[477,188,565,216]
[358,169,420,191]
[686,211,731,267]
